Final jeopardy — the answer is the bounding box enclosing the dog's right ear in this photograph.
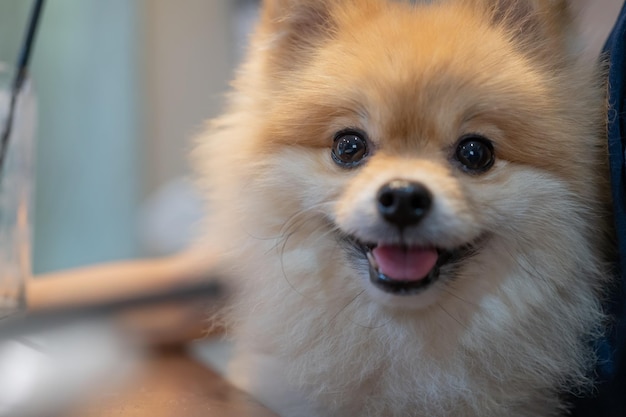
[256,0,377,72]
[257,0,342,69]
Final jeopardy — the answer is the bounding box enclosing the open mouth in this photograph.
[349,240,480,296]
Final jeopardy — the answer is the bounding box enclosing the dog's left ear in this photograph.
[469,0,575,59]
[494,0,570,34]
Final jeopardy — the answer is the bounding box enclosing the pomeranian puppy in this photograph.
[193,0,611,416]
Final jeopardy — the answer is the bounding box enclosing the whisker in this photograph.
[496,238,553,287]
[349,313,393,330]
[275,201,338,297]
[278,227,309,299]
[437,303,470,332]
[258,201,385,332]
[241,201,335,247]
[268,201,336,253]
[325,289,366,328]
[439,286,481,310]
[279,201,335,235]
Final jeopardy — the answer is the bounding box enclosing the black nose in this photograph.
[376,180,432,228]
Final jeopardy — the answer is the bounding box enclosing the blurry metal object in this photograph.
[0,0,44,175]
[0,280,222,417]
[0,0,45,319]
[0,319,136,417]
[0,64,36,319]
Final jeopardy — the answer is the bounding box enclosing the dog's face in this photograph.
[199,0,607,313]
[198,2,609,413]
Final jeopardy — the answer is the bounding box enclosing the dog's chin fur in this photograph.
[193,0,612,416]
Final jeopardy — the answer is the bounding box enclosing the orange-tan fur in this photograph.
[193,1,611,416]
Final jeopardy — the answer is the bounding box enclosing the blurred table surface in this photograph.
[29,253,277,416]
[68,348,278,417]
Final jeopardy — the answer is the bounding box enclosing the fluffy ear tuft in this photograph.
[466,0,574,58]
[493,0,570,34]
[256,0,340,71]
[256,0,376,73]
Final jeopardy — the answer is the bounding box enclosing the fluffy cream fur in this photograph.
[193,0,611,416]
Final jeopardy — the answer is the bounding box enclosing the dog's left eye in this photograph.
[455,134,495,173]
[331,130,369,168]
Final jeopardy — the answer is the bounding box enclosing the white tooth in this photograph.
[366,250,379,270]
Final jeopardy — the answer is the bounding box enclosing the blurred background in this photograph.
[0,0,259,274]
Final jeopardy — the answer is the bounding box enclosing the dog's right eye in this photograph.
[331,130,369,168]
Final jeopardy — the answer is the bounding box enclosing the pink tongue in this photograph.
[372,245,439,281]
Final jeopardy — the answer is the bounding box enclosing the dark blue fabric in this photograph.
[570,2,626,415]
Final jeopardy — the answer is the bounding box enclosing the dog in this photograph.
[193,0,612,415]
